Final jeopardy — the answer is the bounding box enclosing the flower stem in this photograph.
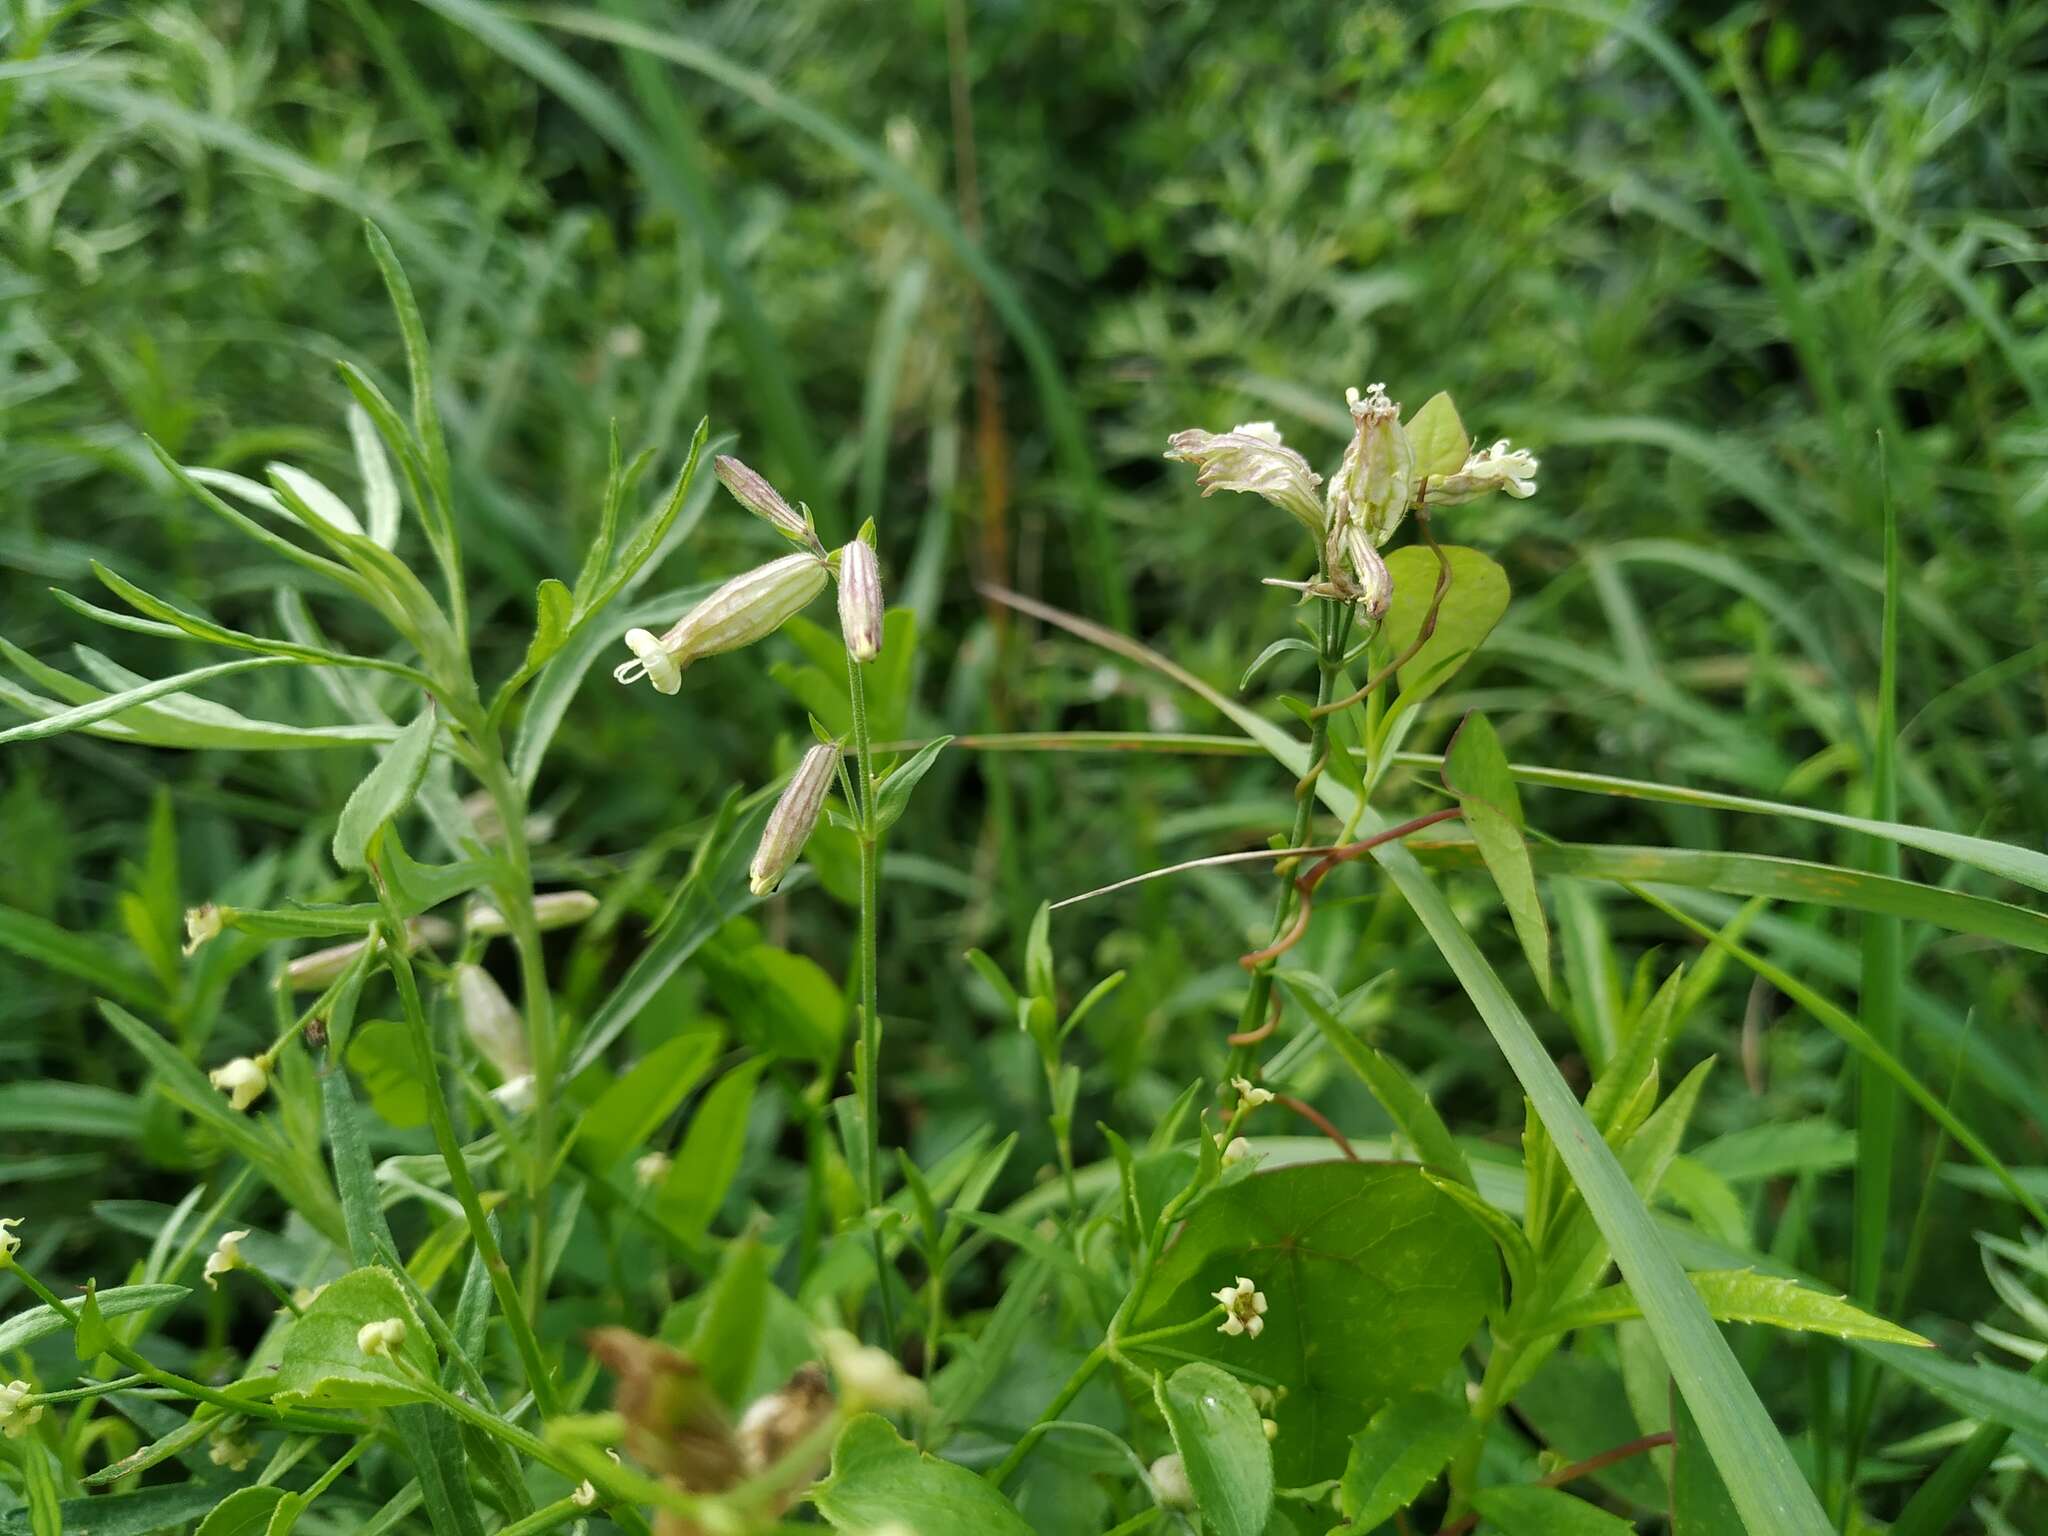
[846,651,896,1346]
[986,1344,1106,1488]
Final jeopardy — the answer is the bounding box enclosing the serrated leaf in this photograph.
[1405,391,1469,478]
[1443,712,1550,998]
[1158,1363,1272,1536]
[272,1265,436,1407]
[333,706,438,873]
[1530,1269,1931,1347]
[1338,1389,1471,1528]
[815,1414,1034,1535]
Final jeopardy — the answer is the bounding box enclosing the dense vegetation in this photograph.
[4,2,2047,1533]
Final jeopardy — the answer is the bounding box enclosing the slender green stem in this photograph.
[1229,596,1344,1076]
[492,1495,594,1536]
[987,1344,1106,1488]
[21,1375,147,1405]
[847,651,897,1345]
[383,929,561,1417]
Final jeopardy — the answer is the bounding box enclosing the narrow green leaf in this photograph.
[0,1284,187,1355]
[333,706,438,872]
[74,1282,112,1360]
[688,1234,771,1411]
[570,1030,721,1171]
[1443,712,1551,997]
[1470,1483,1637,1534]
[872,734,953,835]
[658,1060,766,1241]
[0,655,296,746]
[1530,1269,1932,1347]
[196,1489,288,1536]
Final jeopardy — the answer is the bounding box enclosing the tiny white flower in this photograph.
[634,1151,672,1188]
[1262,1416,1279,1441]
[749,743,840,897]
[1220,1135,1253,1167]
[572,1480,598,1509]
[1149,1452,1195,1509]
[1427,439,1538,505]
[0,1380,41,1440]
[0,1217,20,1269]
[1164,421,1326,536]
[208,1429,258,1470]
[208,1055,271,1113]
[357,1317,407,1358]
[1213,1275,1269,1339]
[1230,1075,1275,1109]
[819,1328,928,1415]
[203,1230,250,1290]
[468,890,600,938]
[183,903,224,956]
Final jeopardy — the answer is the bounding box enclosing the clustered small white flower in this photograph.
[0,1380,41,1440]
[1230,1075,1274,1109]
[1213,1275,1270,1339]
[203,1229,250,1290]
[356,1317,407,1358]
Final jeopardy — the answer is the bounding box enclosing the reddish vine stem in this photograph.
[1236,807,1465,971]
[1227,993,1283,1047]
[1275,1094,1361,1160]
[1432,1432,1676,1536]
[1312,506,1452,720]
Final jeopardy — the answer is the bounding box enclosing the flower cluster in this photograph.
[1166,386,1538,620]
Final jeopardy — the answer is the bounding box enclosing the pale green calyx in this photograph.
[836,537,884,663]
[614,552,830,692]
[748,743,839,897]
[1164,421,1325,536]
[1426,438,1539,504]
[1325,383,1415,552]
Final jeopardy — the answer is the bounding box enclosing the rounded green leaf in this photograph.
[1136,1162,1498,1483]
[1377,545,1509,709]
[1158,1363,1273,1536]
[273,1266,435,1408]
[814,1413,1034,1535]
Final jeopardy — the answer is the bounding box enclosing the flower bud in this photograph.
[208,1429,257,1470]
[455,964,530,1085]
[614,553,829,692]
[357,1317,407,1357]
[468,889,599,938]
[0,1218,20,1269]
[208,1055,272,1113]
[203,1229,250,1290]
[836,538,883,663]
[1150,1453,1195,1509]
[1326,384,1416,550]
[748,743,839,897]
[284,917,452,992]
[1426,439,1539,505]
[714,455,813,545]
[1164,422,1325,536]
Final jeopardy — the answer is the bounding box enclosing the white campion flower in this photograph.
[1213,1275,1269,1339]
[836,537,884,663]
[208,1055,272,1113]
[1325,383,1416,552]
[0,1381,43,1440]
[1230,1075,1274,1109]
[1149,1452,1196,1509]
[615,552,830,694]
[468,890,599,938]
[357,1318,407,1358]
[1426,438,1539,505]
[203,1230,250,1290]
[819,1328,929,1415]
[0,1217,20,1268]
[749,743,840,897]
[1164,422,1326,536]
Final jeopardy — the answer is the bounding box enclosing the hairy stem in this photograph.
[847,651,897,1346]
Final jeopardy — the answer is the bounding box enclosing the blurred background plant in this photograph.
[4,0,2047,1532]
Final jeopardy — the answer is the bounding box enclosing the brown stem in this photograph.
[1313,509,1452,719]
[1433,1432,1676,1536]
[1275,1094,1360,1161]
[1235,807,1463,971]
[1227,993,1283,1048]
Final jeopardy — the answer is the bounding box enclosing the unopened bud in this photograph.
[836,538,883,663]
[284,917,452,991]
[455,964,530,1084]
[1164,422,1325,536]
[357,1317,407,1357]
[614,553,829,692]
[749,744,839,897]
[1150,1453,1195,1509]
[714,455,813,545]
[468,890,599,939]
[0,1218,21,1269]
